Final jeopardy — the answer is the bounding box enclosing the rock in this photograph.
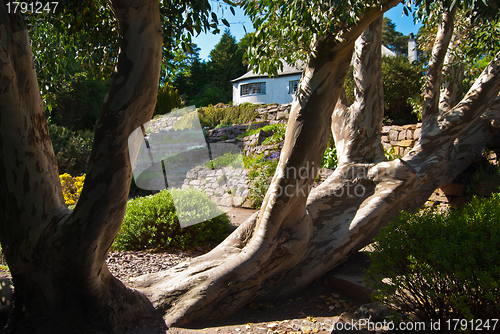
[389,130,399,141]
[413,128,422,139]
[398,140,414,148]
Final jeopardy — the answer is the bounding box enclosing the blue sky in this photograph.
[193,3,422,61]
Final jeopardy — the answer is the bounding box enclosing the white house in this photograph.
[231,45,397,105]
[231,62,302,105]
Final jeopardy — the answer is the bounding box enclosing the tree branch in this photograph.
[421,7,456,136]
[420,51,500,148]
[332,16,386,164]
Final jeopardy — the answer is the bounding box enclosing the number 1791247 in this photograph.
[6,2,59,14]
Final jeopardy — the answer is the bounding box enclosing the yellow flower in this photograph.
[60,173,86,206]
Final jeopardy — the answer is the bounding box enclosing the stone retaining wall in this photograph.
[381,123,422,157]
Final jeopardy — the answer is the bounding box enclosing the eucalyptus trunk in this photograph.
[0,1,164,332]
[132,5,500,327]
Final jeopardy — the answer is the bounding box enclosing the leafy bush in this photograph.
[381,56,423,124]
[48,72,109,131]
[49,123,93,175]
[365,195,500,321]
[244,153,279,208]
[464,159,500,195]
[112,189,231,251]
[261,125,286,145]
[238,123,285,139]
[59,173,85,206]
[197,103,259,128]
[344,56,423,125]
[207,151,244,169]
[154,84,182,116]
[322,147,338,169]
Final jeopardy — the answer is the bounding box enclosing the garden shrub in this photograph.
[365,194,500,322]
[238,123,285,139]
[322,147,338,170]
[197,103,259,128]
[154,84,182,116]
[207,151,244,169]
[59,173,85,206]
[112,189,230,251]
[48,72,109,132]
[49,123,93,175]
[464,159,500,195]
[244,153,279,208]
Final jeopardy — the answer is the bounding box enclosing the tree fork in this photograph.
[132,2,402,326]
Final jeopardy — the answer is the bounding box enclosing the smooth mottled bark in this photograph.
[0,0,164,332]
[131,2,402,326]
[421,7,456,135]
[133,6,500,327]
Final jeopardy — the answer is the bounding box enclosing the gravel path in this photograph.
[106,249,201,282]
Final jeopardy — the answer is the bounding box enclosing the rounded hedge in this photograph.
[112,189,231,251]
[365,194,500,321]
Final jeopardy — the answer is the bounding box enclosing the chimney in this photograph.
[408,33,417,63]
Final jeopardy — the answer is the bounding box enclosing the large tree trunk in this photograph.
[132,5,500,327]
[0,1,164,332]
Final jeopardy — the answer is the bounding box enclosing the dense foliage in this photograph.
[174,31,247,106]
[382,17,408,56]
[48,124,93,175]
[27,0,230,111]
[47,73,109,131]
[112,189,231,251]
[197,103,259,128]
[365,195,500,321]
[343,56,423,124]
[154,84,182,116]
[244,153,280,208]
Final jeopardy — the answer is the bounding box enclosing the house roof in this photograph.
[232,45,396,83]
[231,61,303,83]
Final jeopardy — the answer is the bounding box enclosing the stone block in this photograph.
[389,130,399,141]
[398,140,414,147]
[398,131,406,140]
[381,126,392,134]
[413,128,422,139]
[381,136,389,143]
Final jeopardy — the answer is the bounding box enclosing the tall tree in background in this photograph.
[382,17,409,55]
[208,30,247,102]
[175,30,248,106]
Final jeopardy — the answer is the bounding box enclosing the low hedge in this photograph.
[112,189,230,251]
[365,194,500,322]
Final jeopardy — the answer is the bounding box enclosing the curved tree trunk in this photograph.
[132,5,500,327]
[0,1,164,332]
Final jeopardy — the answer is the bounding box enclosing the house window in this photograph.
[241,82,266,96]
[289,80,299,94]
